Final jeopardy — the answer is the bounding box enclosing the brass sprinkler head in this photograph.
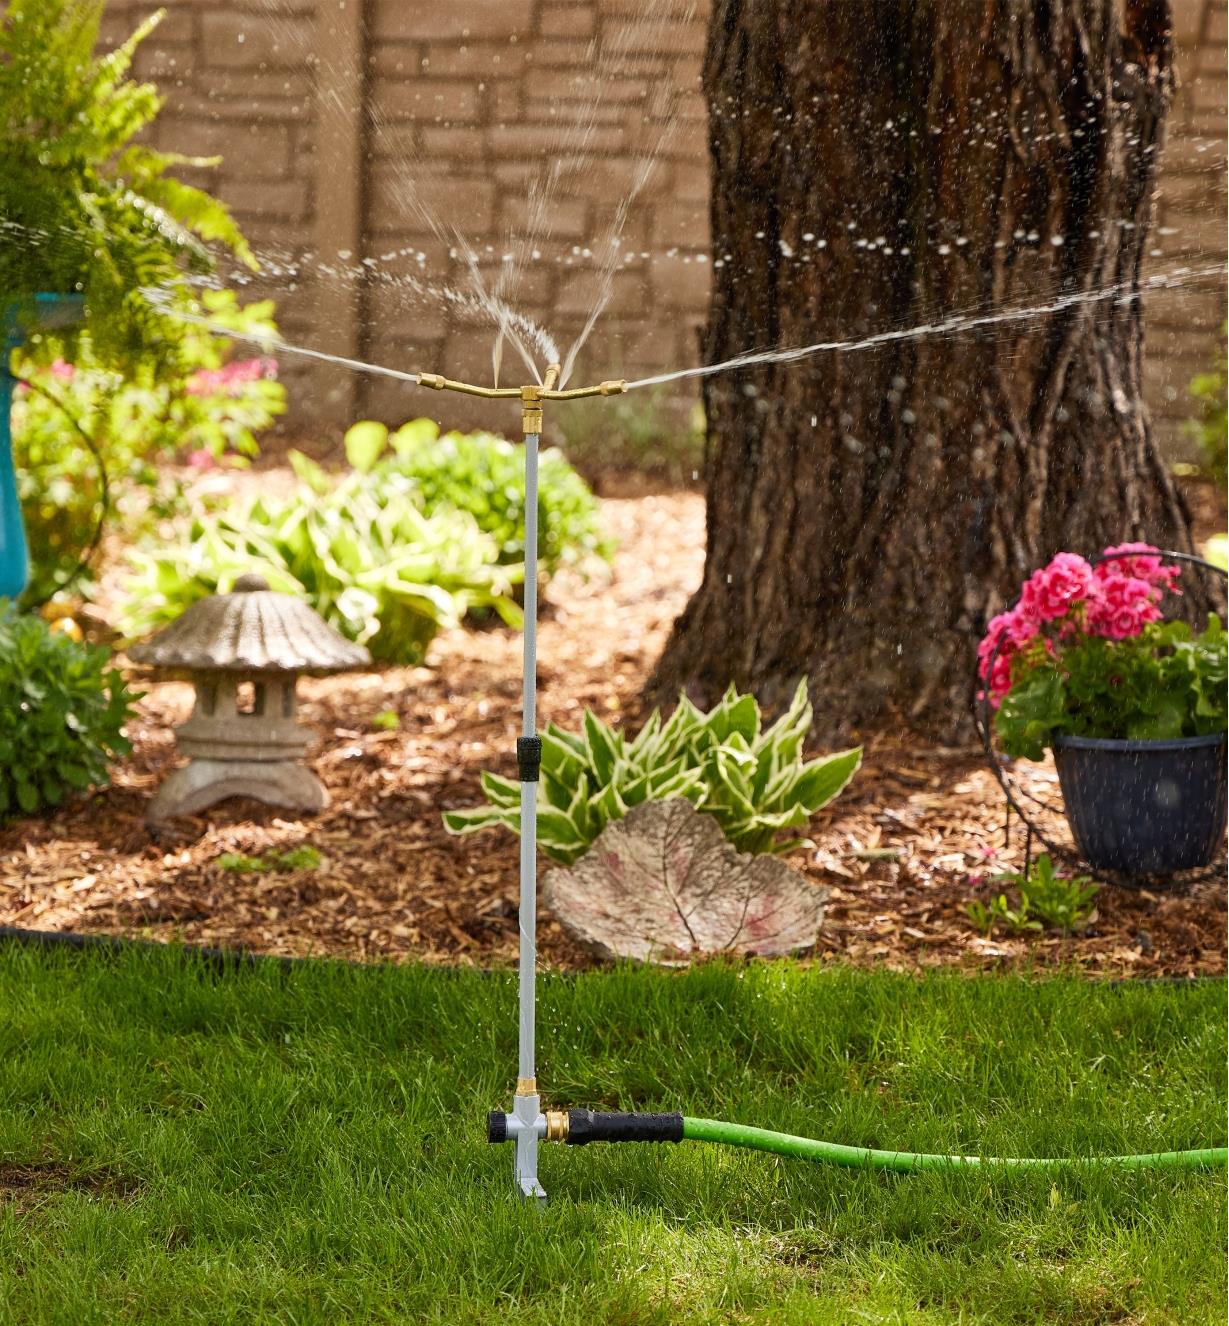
[417,362,626,438]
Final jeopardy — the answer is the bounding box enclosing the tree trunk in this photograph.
[649,0,1195,742]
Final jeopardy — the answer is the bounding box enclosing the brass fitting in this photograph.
[544,1109,570,1142]
[515,1076,537,1096]
[521,384,543,437]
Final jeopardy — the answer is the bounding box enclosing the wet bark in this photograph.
[649,0,1194,742]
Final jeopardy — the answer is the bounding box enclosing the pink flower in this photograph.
[981,651,1015,708]
[977,608,1037,677]
[981,544,1181,708]
[1086,564,1167,640]
[49,359,74,381]
[1019,552,1095,622]
[186,448,218,471]
[1097,542,1180,592]
[185,357,277,397]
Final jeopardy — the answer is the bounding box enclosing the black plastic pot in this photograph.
[1052,733,1228,875]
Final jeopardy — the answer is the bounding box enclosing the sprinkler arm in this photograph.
[416,363,626,436]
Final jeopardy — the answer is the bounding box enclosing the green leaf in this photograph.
[582,710,622,786]
[479,770,521,810]
[390,417,441,456]
[344,421,389,474]
[442,806,518,836]
[787,747,864,812]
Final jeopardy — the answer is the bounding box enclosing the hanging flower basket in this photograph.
[977,545,1228,881]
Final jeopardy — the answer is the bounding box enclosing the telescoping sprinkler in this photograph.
[415,364,1227,1202]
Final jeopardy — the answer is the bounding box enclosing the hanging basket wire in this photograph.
[973,547,1228,891]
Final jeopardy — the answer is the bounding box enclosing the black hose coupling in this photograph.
[487,1111,508,1143]
[565,1110,684,1145]
[516,736,542,782]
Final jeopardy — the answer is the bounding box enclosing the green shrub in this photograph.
[14,291,285,603]
[444,680,862,864]
[340,418,609,576]
[1188,337,1227,488]
[0,606,135,817]
[119,459,521,663]
[0,2,254,369]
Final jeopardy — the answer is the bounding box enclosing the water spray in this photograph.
[410,362,1225,1201]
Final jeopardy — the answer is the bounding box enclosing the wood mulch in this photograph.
[1,484,1224,977]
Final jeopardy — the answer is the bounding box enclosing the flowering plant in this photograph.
[978,544,1228,760]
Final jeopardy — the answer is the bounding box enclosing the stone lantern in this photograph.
[130,573,370,823]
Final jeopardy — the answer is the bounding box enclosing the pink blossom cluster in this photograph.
[185,356,277,397]
[977,543,1180,707]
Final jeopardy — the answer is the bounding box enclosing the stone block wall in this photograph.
[1147,0,1228,459]
[97,0,1225,453]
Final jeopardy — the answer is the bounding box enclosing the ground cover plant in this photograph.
[119,419,607,661]
[118,466,521,662]
[0,944,1223,1325]
[965,853,1100,938]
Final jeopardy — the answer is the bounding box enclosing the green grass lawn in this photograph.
[1,945,1224,1325]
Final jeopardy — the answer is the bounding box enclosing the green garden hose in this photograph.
[490,1109,1228,1171]
[681,1117,1228,1171]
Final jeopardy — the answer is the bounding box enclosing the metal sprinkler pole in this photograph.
[417,363,625,1200]
[510,368,552,1201]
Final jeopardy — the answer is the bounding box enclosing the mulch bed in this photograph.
[2,487,1224,977]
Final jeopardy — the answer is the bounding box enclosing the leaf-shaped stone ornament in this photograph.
[543,799,827,963]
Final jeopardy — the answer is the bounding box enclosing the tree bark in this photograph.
[649,0,1195,742]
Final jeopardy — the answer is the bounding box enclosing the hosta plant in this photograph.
[444,680,862,864]
[0,605,135,817]
[340,417,609,576]
[119,461,520,662]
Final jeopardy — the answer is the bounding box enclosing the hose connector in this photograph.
[564,1110,684,1145]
